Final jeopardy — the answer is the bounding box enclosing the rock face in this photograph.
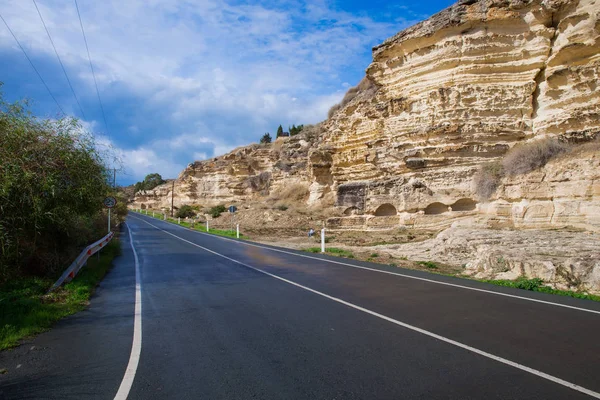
[132,0,600,230]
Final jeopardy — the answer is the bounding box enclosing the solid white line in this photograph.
[114,224,143,400]
[131,214,600,316]
[132,217,600,399]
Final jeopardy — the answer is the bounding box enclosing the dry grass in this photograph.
[474,137,595,200]
[502,138,568,176]
[327,77,377,119]
[473,162,504,200]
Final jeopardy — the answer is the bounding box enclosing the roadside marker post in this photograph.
[103,196,117,235]
[206,220,209,232]
[152,212,155,218]
[321,228,325,253]
[236,224,239,239]
[163,213,166,220]
[178,217,181,224]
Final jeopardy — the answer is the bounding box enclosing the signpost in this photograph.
[229,205,237,233]
[103,196,117,234]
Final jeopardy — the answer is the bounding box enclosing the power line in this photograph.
[0,11,65,115]
[33,0,86,119]
[74,0,108,133]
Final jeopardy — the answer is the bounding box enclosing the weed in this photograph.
[370,253,379,258]
[418,261,439,270]
[0,239,121,350]
[483,277,600,302]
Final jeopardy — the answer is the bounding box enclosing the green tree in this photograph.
[276,124,283,137]
[134,173,165,192]
[175,205,196,218]
[260,133,272,144]
[0,90,113,281]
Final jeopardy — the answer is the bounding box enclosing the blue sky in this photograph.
[0,0,454,185]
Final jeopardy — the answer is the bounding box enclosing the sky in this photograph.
[0,0,455,185]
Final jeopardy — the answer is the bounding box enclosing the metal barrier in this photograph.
[47,231,115,293]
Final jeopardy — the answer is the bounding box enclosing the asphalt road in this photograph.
[2,212,600,399]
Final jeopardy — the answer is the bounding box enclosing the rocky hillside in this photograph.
[132,0,599,232]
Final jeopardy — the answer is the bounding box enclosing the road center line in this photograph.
[131,214,600,316]
[136,216,600,399]
[114,223,143,400]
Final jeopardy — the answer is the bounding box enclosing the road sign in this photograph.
[229,205,237,213]
[103,196,117,208]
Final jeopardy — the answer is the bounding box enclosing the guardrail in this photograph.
[47,231,115,293]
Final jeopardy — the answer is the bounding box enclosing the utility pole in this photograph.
[171,180,175,217]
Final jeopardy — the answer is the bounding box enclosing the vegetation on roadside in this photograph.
[176,205,197,218]
[143,211,245,239]
[0,90,121,283]
[209,205,227,218]
[483,277,600,302]
[418,261,439,270]
[0,239,121,350]
[304,247,355,258]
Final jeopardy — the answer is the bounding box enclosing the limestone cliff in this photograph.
[132,0,600,233]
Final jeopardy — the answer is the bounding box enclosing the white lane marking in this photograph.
[132,217,600,399]
[131,214,600,316]
[114,224,143,400]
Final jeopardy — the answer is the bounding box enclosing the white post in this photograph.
[108,208,111,234]
[206,220,209,232]
[152,212,154,217]
[178,217,181,224]
[163,213,166,220]
[321,228,325,253]
[236,224,239,238]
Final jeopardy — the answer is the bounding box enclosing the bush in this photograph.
[0,92,112,282]
[176,205,196,218]
[209,205,227,218]
[502,138,568,176]
[276,205,288,211]
[418,261,438,269]
[473,162,504,200]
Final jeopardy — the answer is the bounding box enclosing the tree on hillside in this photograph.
[276,124,283,137]
[134,173,165,192]
[260,133,272,144]
[289,124,304,136]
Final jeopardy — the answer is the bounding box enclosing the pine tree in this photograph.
[276,125,283,137]
[260,133,272,144]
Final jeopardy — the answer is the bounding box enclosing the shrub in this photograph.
[209,205,227,218]
[276,205,288,211]
[0,92,112,282]
[502,138,568,176]
[473,162,504,200]
[418,261,438,269]
[176,205,196,218]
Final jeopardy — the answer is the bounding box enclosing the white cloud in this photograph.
[0,0,417,183]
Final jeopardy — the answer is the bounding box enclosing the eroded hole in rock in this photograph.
[424,202,447,215]
[344,207,361,216]
[451,198,477,211]
[374,203,397,216]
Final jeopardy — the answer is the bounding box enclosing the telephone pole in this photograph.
[171,180,175,217]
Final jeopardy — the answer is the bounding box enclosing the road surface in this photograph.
[1,212,600,399]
